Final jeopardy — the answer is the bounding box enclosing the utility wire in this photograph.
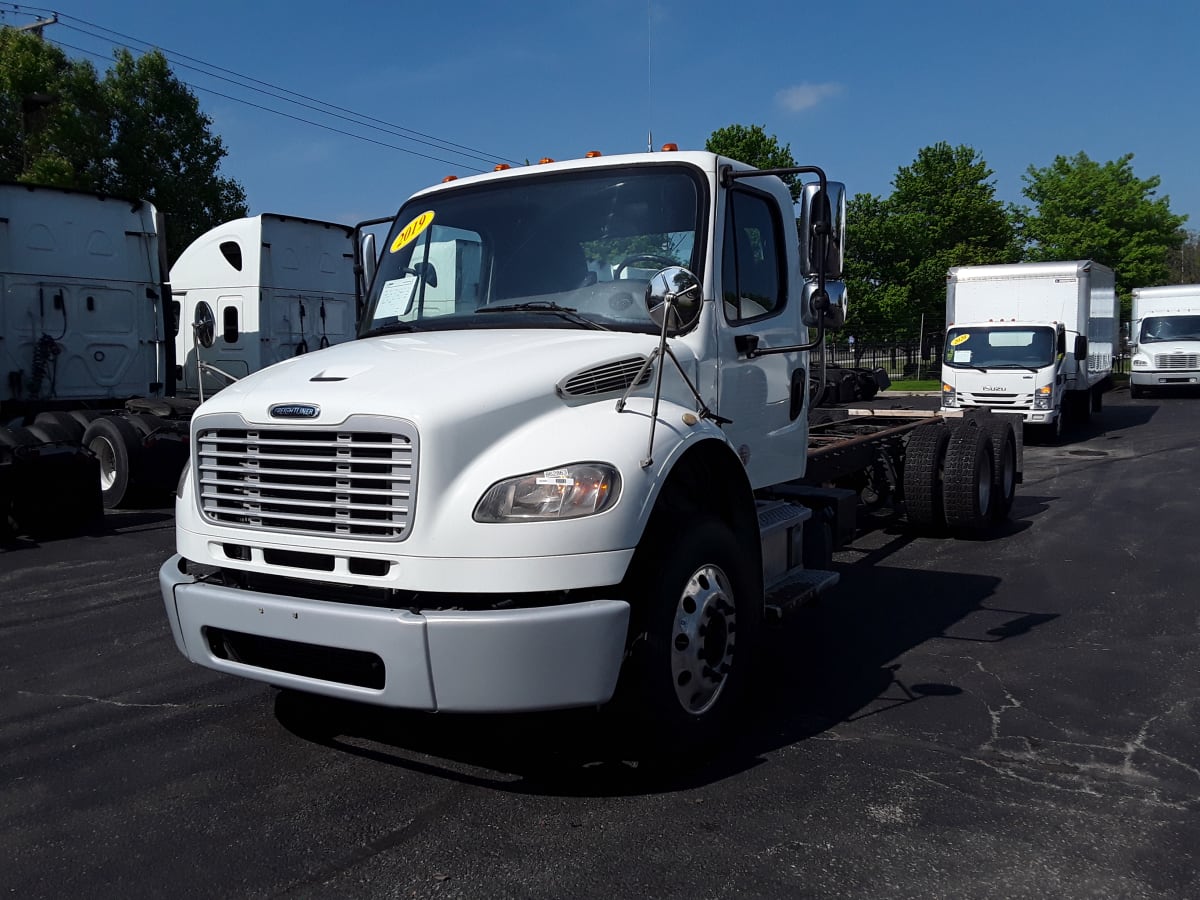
[48,37,490,172]
[1,2,518,167]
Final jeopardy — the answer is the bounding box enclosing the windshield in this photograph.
[1138,314,1200,343]
[944,325,1057,369]
[362,164,705,337]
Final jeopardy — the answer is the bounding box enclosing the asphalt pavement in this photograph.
[2,386,1198,899]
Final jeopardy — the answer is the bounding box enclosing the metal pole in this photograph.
[916,313,925,381]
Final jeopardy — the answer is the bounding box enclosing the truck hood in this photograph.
[1136,340,1200,358]
[194,329,690,428]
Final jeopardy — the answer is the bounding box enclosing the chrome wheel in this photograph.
[89,436,118,491]
[670,562,737,716]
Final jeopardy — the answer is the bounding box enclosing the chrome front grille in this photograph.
[195,416,417,540]
[1154,354,1199,369]
[963,392,1029,407]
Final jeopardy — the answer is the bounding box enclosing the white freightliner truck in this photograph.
[159,149,1023,747]
[1,184,364,535]
[939,261,1117,440]
[1128,284,1200,397]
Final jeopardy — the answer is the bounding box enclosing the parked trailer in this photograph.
[159,149,1021,752]
[1,183,372,537]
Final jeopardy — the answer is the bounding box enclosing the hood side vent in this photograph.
[558,356,653,398]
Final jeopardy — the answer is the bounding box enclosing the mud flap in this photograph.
[6,443,103,539]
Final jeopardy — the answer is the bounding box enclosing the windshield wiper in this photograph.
[477,301,610,331]
[361,321,422,338]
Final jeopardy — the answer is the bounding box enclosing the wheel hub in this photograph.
[670,563,736,715]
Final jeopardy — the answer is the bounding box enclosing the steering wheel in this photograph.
[613,254,678,279]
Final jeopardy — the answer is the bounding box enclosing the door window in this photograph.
[722,190,785,322]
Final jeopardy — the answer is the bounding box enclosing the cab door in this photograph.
[716,185,807,488]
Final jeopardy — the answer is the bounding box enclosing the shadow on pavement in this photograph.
[273,549,1057,797]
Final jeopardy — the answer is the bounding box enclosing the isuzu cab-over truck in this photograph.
[940,261,1117,440]
[1129,284,1200,397]
[160,149,1021,749]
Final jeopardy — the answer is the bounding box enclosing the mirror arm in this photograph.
[616,291,730,468]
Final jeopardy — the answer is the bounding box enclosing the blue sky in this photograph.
[6,1,1197,233]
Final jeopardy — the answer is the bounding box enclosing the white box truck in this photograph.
[940,261,1117,440]
[1129,284,1200,397]
[159,149,1023,753]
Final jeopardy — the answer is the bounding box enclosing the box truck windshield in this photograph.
[944,325,1057,369]
[1138,314,1200,343]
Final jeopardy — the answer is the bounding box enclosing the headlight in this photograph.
[1033,385,1052,409]
[941,383,957,407]
[1132,358,1148,367]
[474,463,621,522]
[176,460,191,499]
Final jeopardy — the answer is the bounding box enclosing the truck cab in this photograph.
[1129,284,1200,396]
[158,149,871,748]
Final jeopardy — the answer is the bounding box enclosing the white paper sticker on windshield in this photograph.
[375,276,417,319]
[953,349,973,363]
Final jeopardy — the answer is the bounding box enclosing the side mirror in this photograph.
[193,301,215,348]
[645,266,702,332]
[798,181,846,280]
[412,260,438,288]
[360,233,377,294]
[1074,334,1088,361]
[801,280,848,329]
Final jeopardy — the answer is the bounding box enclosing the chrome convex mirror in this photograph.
[644,266,702,332]
[193,301,215,348]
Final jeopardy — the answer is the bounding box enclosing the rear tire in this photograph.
[903,423,951,528]
[943,426,995,531]
[984,420,1017,522]
[82,416,143,509]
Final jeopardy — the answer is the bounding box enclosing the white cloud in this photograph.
[776,82,845,113]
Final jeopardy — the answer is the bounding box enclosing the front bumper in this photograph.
[1131,370,1200,387]
[159,555,630,712]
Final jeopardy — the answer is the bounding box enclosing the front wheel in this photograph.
[617,514,759,752]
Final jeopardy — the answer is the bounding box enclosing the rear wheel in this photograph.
[943,425,995,531]
[984,420,1017,522]
[903,423,951,528]
[82,416,143,508]
[617,514,759,753]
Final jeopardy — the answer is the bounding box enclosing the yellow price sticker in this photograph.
[950,333,971,346]
[390,211,435,253]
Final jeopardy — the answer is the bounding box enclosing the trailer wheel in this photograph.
[902,423,951,528]
[943,426,995,531]
[617,513,758,753]
[82,416,143,508]
[985,420,1017,522]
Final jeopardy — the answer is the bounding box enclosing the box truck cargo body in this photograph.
[1129,284,1200,396]
[940,261,1117,438]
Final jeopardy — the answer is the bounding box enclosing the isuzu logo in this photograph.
[270,403,320,419]
[982,385,1005,392]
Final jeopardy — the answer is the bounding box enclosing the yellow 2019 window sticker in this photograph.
[390,211,435,253]
[950,333,971,346]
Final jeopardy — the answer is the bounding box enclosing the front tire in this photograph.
[618,514,759,752]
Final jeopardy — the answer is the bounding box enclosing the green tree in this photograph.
[0,28,247,261]
[0,27,109,186]
[1020,152,1187,313]
[103,49,247,259]
[845,143,1019,350]
[705,123,800,201]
